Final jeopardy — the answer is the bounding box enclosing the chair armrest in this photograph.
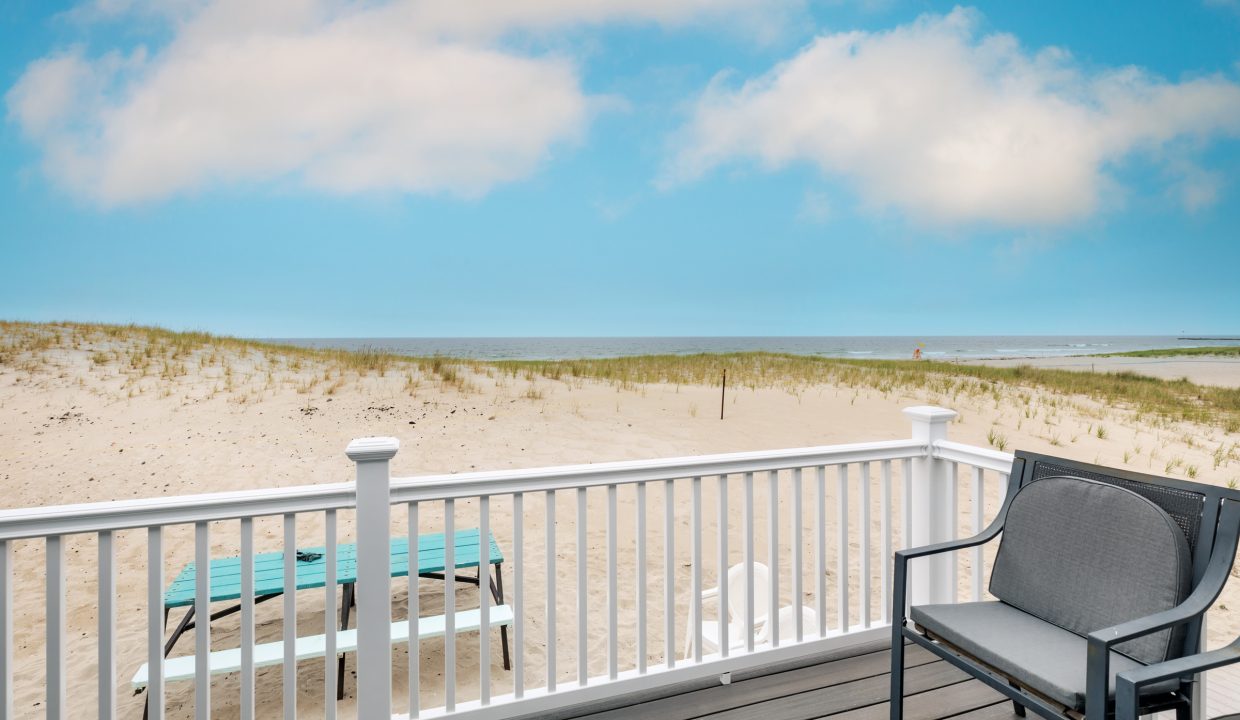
[894,467,1024,566]
[1114,640,1240,720]
[1086,573,1221,651]
[894,527,1000,563]
[1124,640,1240,688]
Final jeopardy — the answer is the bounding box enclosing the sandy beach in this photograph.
[1,325,1238,718]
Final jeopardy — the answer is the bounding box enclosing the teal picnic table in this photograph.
[159,528,508,699]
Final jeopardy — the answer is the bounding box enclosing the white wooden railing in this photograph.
[0,406,1017,719]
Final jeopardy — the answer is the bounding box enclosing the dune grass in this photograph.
[497,353,1240,430]
[1096,346,1240,358]
[0,320,482,390]
[3,321,1239,432]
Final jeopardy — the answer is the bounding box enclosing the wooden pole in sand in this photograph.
[720,369,727,420]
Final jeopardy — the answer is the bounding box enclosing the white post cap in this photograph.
[902,406,958,424]
[345,437,400,462]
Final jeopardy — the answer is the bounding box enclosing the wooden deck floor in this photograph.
[557,640,1022,720]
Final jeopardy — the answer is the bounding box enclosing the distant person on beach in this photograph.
[913,347,922,360]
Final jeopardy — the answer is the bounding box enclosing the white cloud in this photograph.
[667,8,1240,226]
[11,0,782,205]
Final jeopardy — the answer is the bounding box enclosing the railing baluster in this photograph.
[767,470,779,646]
[513,492,524,698]
[880,460,892,625]
[791,468,803,643]
[147,527,164,720]
[325,510,338,720]
[664,480,675,667]
[948,461,959,599]
[406,502,418,716]
[240,518,254,720]
[47,534,65,718]
[836,465,850,633]
[545,491,556,692]
[972,467,984,602]
[691,476,702,663]
[815,466,826,637]
[636,482,647,673]
[0,540,9,720]
[901,458,912,616]
[283,513,296,719]
[743,472,754,653]
[98,531,116,720]
[607,484,618,679]
[195,521,211,720]
[860,462,871,628]
[480,495,491,704]
[577,487,587,686]
[444,499,455,711]
[716,475,728,658]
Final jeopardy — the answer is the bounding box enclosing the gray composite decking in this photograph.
[550,640,1022,720]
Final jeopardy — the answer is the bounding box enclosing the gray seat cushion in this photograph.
[989,475,1192,664]
[911,601,1180,711]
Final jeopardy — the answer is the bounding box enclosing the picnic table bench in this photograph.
[134,529,510,698]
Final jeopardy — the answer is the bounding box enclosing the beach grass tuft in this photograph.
[1097,346,1240,358]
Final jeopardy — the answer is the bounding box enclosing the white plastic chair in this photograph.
[772,604,819,644]
[684,562,816,658]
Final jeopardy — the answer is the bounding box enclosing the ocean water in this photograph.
[264,335,1240,361]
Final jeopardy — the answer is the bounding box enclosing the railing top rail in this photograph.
[932,440,1015,474]
[389,438,927,502]
[0,482,358,542]
[0,438,929,541]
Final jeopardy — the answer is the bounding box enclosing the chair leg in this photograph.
[1175,700,1192,720]
[890,629,904,720]
[1006,682,1026,717]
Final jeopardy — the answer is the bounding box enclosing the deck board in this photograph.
[560,641,1021,720]
[575,644,940,720]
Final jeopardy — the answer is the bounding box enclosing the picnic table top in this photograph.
[164,529,503,608]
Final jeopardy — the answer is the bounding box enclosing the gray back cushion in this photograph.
[989,475,1191,664]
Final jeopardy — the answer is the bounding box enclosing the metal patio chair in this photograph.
[891,450,1240,720]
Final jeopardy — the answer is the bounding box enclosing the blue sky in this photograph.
[1,1,1239,338]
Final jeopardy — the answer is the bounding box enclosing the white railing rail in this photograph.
[0,483,357,542]
[386,439,928,501]
[0,406,1024,720]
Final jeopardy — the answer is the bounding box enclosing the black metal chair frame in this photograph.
[890,450,1240,720]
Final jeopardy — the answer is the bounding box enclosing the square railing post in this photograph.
[347,437,399,719]
[903,406,957,606]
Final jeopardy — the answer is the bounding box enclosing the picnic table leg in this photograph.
[164,604,196,657]
[491,565,511,671]
[338,583,354,701]
[142,604,193,718]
